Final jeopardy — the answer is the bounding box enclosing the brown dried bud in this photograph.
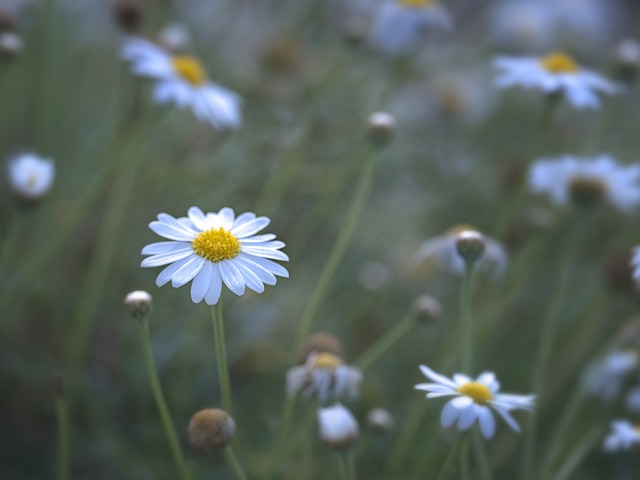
[188,408,236,453]
[298,332,345,364]
[114,0,143,33]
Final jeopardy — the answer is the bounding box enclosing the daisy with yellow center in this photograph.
[141,207,288,305]
[493,51,619,109]
[369,0,451,56]
[415,365,535,439]
[121,37,242,130]
[528,155,640,213]
[286,352,363,403]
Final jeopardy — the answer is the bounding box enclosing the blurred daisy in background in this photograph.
[415,365,535,439]
[603,420,640,452]
[414,225,507,277]
[528,156,640,213]
[582,349,639,402]
[317,403,359,450]
[7,152,55,203]
[141,206,288,305]
[287,351,363,403]
[631,247,640,283]
[121,36,242,130]
[369,0,451,56]
[493,52,619,109]
[489,0,557,52]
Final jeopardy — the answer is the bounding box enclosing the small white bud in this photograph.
[318,404,359,450]
[367,112,396,146]
[123,290,153,318]
[413,294,442,323]
[0,31,22,57]
[367,408,394,433]
[455,230,486,266]
[7,153,54,204]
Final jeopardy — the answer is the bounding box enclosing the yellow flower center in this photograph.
[457,382,494,405]
[192,228,241,263]
[171,55,206,85]
[540,52,579,73]
[312,352,344,370]
[568,176,607,208]
[399,0,435,7]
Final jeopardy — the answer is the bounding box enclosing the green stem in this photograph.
[138,317,192,480]
[354,313,415,370]
[55,394,69,480]
[550,428,601,480]
[212,302,233,414]
[223,446,248,480]
[336,452,353,480]
[434,439,460,480]
[269,394,297,479]
[294,153,376,348]
[460,435,470,480]
[460,265,474,373]
[346,450,357,480]
[472,429,492,480]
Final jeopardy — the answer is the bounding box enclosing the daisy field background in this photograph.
[2,0,640,478]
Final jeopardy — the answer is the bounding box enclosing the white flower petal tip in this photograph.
[141,207,288,304]
[415,365,534,439]
[121,36,242,131]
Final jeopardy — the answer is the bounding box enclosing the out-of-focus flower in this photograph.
[287,352,362,403]
[318,403,359,449]
[367,408,395,433]
[604,420,640,452]
[123,290,153,318]
[489,1,557,52]
[157,22,191,53]
[415,365,535,439]
[7,152,54,203]
[141,207,289,305]
[528,156,640,213]
[414,225,507,277]
[121,37,241,130]
[493,52,619,109]
[632,248,640,283]
[369,0,451,56]
[0,31,22,57]
[298,332,345,364]
[188,408,236,453]
[583,350,639,402]
[625,385,640,413]
[358,260,391,290]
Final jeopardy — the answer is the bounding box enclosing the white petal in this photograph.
[141,241,191,255]
[240,254,289,278]
[141,249,193,267]
[187,206,209,230]
[441,400,460,428]
[204,264,223,305]
[418,365,458,389]
[219,261,246,296]
[238,234,276,243]
[458,404,480,431]
[232,212,256,229]
[149,221,195,241]
[191,261,213,303]
[454,374,473,385]
[492,405,521,432]
[241,245,289,261]
[235,261,265,293]
[234,255,277,285]
[155,256,192,287]
[171,256,205,288]
[478,407,496,439]
[451,396,474,408]
[232,217,271,238]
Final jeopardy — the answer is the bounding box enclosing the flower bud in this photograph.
[413,294,442,323]
[7,153,54,205]
[613,39,640,82]
[298,332,345,364]
[188,408,236,453]
[0,31,22,57]
[367,408,394,433]
[157,23,191,53]
[455,230,486,266]
[318,404,359,450]
[123,290,153,318]
[367,112,396,147]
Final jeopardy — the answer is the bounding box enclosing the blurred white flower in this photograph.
[415,365,535,439]
[632,247,640,282]
[625,385,640,413]
[489,1,557,52]
[493,52,619,109]
[528,156,640,213]
[369,0,451,56]
[317,403,359,449]
[121,37,242,130]
[141,207,288,305]
[7,152,54,202]
[157,23,191,53]
[414,226,507,277]
[583,350,639,402]
[287,352,362,403]
[604,420,640,452]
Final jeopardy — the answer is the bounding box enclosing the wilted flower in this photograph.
[7,152,54,203]
[121,37,241,130]
[287,352,362,403]
[415,365,535,439]
[141,207,288,305]
[604,420,640,452]
[188,408,236,453]
[493,52,619,109]
[583,350,639,402]
[414,225,507,277]
[528,156,640,213]
[318,403,359,449]
[369,0,451,57]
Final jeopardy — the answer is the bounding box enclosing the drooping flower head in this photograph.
[415,365,535,439]
[317,403,359,450]
[7,152,55,203]
[493,52,619,109]
[121,37,241,130]
[528,155,640,213]
[369,0,451,57]
[604,420,640,452]
[141,207,288,305]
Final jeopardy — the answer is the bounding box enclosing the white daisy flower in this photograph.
[604,420,640,452]
[414,225,507,277]
[632,247,640,282]
[493,52,619,109]
[286,352,363,403]
[626,385,640,413]
[7,152,55,202]
[369,0,451,57]
[583,350,639,402]
[489,1,558,51]
[317,403,359,450]
[528,155,640,213]
[121,36,241,130]
[141,207,288,305]
[415,365,535,439]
